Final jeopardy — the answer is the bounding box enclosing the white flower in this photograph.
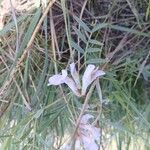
[48,63,105,96]
[48,69,81,97]
[75,114,101,150]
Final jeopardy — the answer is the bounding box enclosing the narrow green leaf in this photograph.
[92,23,109,32]
[61,0,73,58]
[92,23,150,37]
[0,15,28,36]
[73,16,91,32]
[86,48,102,53]
[89,39,103,46]
[34,109,44,119]
[73,26,87,43]
[1,137,12,150]
[18,8,41,57]
[71,41,84,53]
[20,127,33,141]
[126,0,141,28]
[142,65,150,81]
[146,1,150,21]
[110,25,150,37]
[23,57,29,90]
[86,58,106,64]
[31,18,49,104]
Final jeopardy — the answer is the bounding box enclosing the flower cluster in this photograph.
[75,114,101,150]
[48,63,105,97]
[61,114,101,150]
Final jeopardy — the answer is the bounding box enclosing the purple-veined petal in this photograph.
[81,65,96,96]
[48,75,66,86]
[70,63,81,89]
[64,77,81,97]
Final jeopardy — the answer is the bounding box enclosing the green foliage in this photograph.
[0,0,150,149]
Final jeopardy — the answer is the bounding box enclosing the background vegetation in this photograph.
[0,0,150,149]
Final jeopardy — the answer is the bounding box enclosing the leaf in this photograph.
[18,8,42,57]
[71,41,84,53]
[23,57,30,90]
[61,0,73,56]
[34,109,44,119]
[92,23,109,33]
[31,18,49,103]
[0,14,28,36]
[1,137,12,150]
[73,16,91,32]
[142,65,150,81]
[146,1,150,21]
[92,23,150,37]
[126,0,141,27]
[86,58,106,64]
[73,26,87,43]
[86,48,102,53]
[110,25,150,37]
[89,39,103,46]
[20,127,33,141]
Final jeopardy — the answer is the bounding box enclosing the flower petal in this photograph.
[91,69,105,83]
[81,65,96,96]
[80,114,94,124]
[83,142,99,150]
[75,139,81,150]
[64,77,81,97]
[81,65,105,96]
[62,69,68,77]
[48,70,67,86]
[76,114,100,150]
[48,75,66,86]
[82,135,98,150]
[70,63,81,89]
[60,143,71,150]
[85,125,100,141]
